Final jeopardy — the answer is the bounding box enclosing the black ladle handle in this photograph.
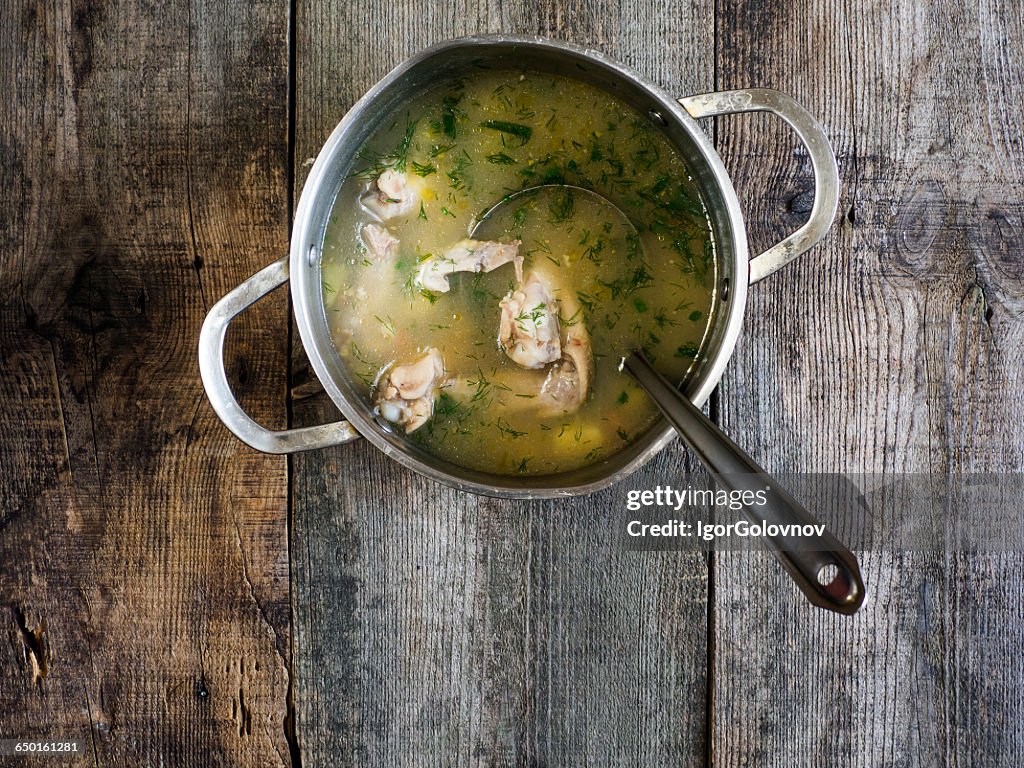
[624,351,865,615]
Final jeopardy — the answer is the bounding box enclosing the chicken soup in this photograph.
[321,70,717,476]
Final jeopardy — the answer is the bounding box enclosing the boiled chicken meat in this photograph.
[361,223,399,261]
[361,169,421,221]
[374,348,445,433]
[444,287,593,416]
[415,239,523,293]
[537,310,592,414]
[498,271,561,369]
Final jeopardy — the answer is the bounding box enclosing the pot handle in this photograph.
[198,256,360,454]
[678,88,840,284]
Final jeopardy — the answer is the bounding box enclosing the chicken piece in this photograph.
[361,169,420,221]
[361,223,399,261]
[537,322,592,414]
[498,271,561,369]
[415,239,523,293]
[537,289,593,414]
[507,289,593,415]
[444,290,593,416]
[374,348,445,433]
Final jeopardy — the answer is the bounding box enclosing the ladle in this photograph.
[473,185,865,615]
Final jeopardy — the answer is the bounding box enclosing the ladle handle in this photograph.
[624,351,865,615]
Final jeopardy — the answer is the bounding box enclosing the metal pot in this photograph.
[198,35,839,498]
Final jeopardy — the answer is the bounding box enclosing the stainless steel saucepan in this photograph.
[199,35,840,500]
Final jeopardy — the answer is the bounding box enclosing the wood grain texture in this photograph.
[712,0,1024,766]
[4,1,1023,765]
[290,2,715,765]
[0,1,293,764]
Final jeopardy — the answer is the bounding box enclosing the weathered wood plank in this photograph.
[0,1,293,764]
[712,1,1024,765]
[290,2,715,765]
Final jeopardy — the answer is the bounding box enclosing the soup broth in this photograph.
[321,70,717,476]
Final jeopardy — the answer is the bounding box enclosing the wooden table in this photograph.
[2,0,1022,765]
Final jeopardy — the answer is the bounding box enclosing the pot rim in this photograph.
[290,34,750,498]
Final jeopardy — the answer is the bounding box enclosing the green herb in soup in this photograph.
[321,71,717,476]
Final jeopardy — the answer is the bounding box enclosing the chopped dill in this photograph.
[441,92,465,140]
[348,342,375,386]
[496,418,527,439]
[447,151,472,191]
[400,270,417,297]
[576,290,597,313]
[373,314,396,336]
[539,165,566,185]
[582,237,606,265]
[637,176,703,217]
[351,117,417,178]
[528,239,552,255]
[486,152,517,165]
[625,230,641,260]
[514,302,548,331]
[351,150,394,181]
[599,264,653,299]
[467,376,492,405]
[435,392,460,416]
[393,119,417,172]
[411,161,437,177]
[548,189,575,224]
[617,391,629,405]
[470,271,498,303]
[675,344,700,358]
[631,137,661,171]
[561,305,583,326]
[653,309,678,329]
[480,119,533,145]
